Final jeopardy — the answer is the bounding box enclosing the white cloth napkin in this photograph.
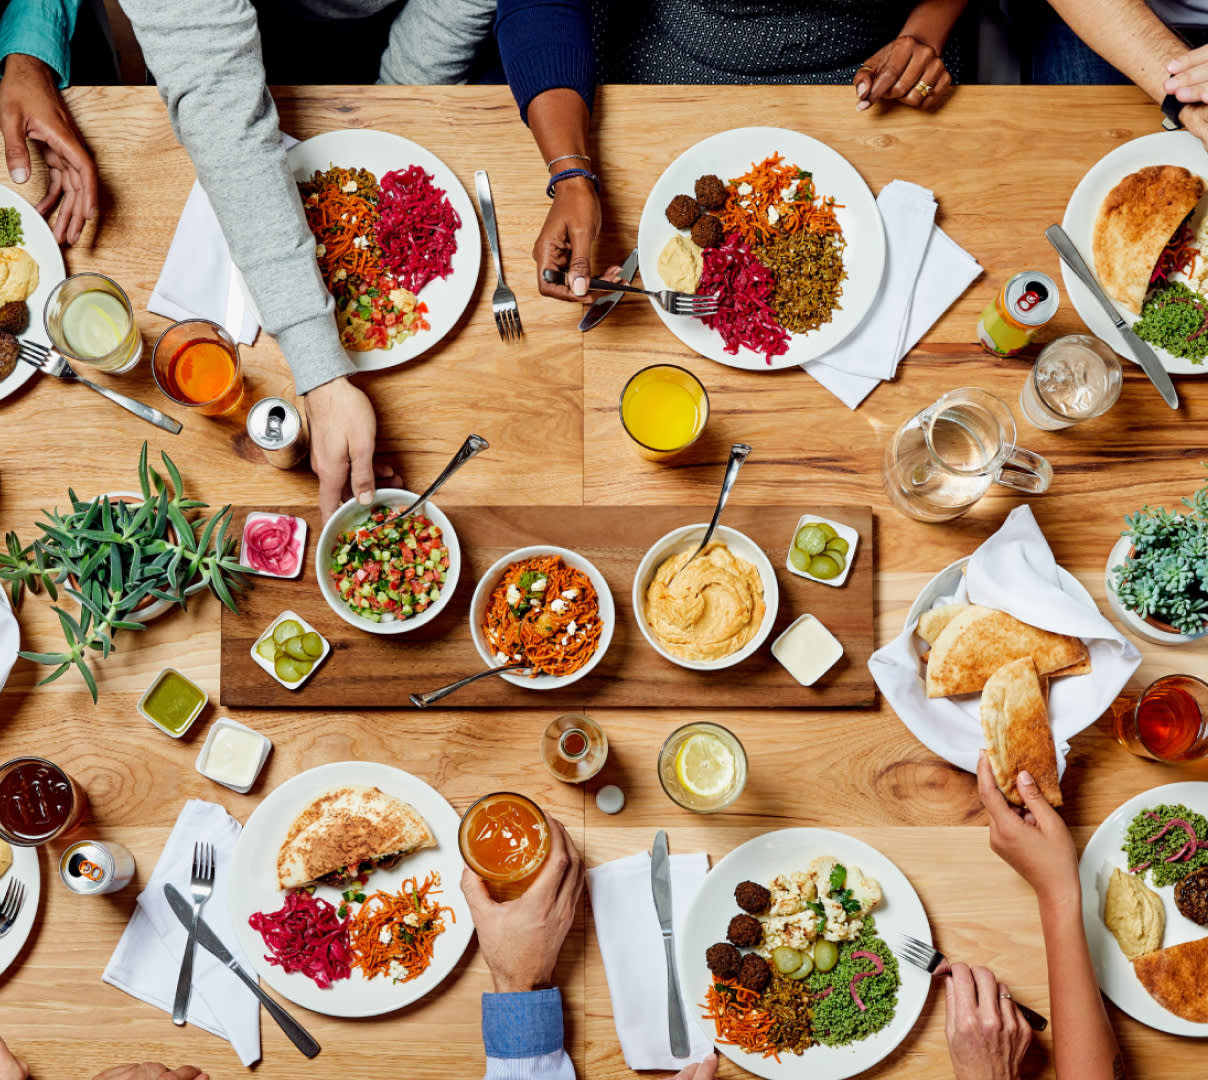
[587,851,712,1071]
[0,588,18,695]
[804,180,983,409]
[868,505,1142,776]
[103,800,261,1066]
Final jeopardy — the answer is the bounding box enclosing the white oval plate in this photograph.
[1078,781,1208,1036]
[287,130,481,372]
[0,844,41,978]
[678,828,931,1080]
[228,760,473,1017]
[637,126,885,370]
[1060,130,1208,376]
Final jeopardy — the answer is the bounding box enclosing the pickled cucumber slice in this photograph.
[815,522,838,542]
[827,551,846,573]
[786,953,814,980]
[794,525,827,556]
[772,947,803,974]
[301,631,323,658]
[789,547,810,573]
[825,537,849,557]
[274,655,306,682]
[808,554,841,580]
[283,635,311,661]
[813,940,839,973]
[273,618,304,645]
[255,637,277,661]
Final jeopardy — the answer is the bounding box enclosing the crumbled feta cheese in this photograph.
[353,234,369,249]
[402,913,421,928]
[506,584,521,607]
[379,928,393,945]
[766,205,780,225]
[567,620,577,634]
[495,651,509,665]
[314,243,327,258]
[737,182,753,195]
[550,598,567,613]
[561,588,579,600]
[531,577,547,592]
[341,180,358,193]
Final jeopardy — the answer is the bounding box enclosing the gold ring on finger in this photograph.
[913,81,933,98]
[857,64,875,74]
[999,991,1012,1000]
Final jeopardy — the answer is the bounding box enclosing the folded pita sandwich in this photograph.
[277,785,435,890]
[925,605,1088,698]
[1132,936,1208,1023]
[1092,164,1205,314]
[980,656,1062,807]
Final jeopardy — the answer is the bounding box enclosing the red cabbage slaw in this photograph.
[376,165,461,295]
[242,514,302,577]
[249,892,352,988]
[698,234,790,364]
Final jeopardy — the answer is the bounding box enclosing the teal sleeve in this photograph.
[0,0,83,87]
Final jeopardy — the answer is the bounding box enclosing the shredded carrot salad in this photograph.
[702,978,780,1059]
[299,166,383,291]
[347,872,453,983]
[717,154,843,247]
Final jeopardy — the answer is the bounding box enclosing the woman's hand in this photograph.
[671,1052,718,1080]
[534,176,601,303]
[855,36,952,112]
[944,962,1032,1080]
[1166,46,1208,104]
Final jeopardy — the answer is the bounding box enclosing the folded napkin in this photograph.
[103,800,261,1066]
[868,505,1142,776]
[0,588,18,695]
[803,180,982,409]
[587,851,711,1071]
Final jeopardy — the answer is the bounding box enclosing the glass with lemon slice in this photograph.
[44,273,142,373]
[657,722,747,812]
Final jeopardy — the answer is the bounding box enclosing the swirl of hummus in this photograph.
[645,541,765,661]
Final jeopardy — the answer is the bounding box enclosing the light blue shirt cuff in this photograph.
[482,988,565,1058]
[0,0,81,87]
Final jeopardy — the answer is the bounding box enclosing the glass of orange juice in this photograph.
[458,792,551,899]
[151,319,245,417]
[619,364,708,460]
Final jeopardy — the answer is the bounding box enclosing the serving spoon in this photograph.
[367,433,489,535]
[409,663,532,708]
[670,442,752,583]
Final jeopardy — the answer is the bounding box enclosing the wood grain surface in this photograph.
[0,84,1206,1080]
[219,504,874,708]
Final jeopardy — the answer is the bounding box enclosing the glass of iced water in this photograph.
[1019,334,1122,430]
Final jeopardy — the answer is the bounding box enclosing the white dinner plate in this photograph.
[287,130,481,372]
[1061,130,1208,376]
[0,184,66,403]
[0,844,41,978]
[677,828,931,1080]
[1078,781,1208,1036]
[637,126,885,371]
[228,760,473,1017]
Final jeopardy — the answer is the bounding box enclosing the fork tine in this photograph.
[508,308,523,340]
[1,879,14,913]
[494,310,507,343]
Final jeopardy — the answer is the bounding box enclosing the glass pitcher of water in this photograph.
[883,387,1053,522]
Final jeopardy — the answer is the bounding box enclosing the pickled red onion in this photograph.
[244,515,300,576]
[848,951,884,1013]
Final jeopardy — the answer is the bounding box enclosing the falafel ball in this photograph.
[734,880,771,914]
[665,194,701,230]
[705,941,743,979]
[0,332,18,381]
[726,913,762,948]
[1175,867,1208,926]
[694,174,727,211]
[0,301,28,335]
[690,214,725,250]
[737,952,772,993]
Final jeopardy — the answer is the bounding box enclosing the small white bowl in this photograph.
[195,717,272,794]
[772,613,844,686]
[632,523,780,671]
[785,513,859,588]
[137,666,208,738]
[240,511,306,579]
[251,610,330,690]
[315,489,461,635]
[469,545,615,690]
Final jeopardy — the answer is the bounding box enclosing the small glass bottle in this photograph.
[541,714,608,783]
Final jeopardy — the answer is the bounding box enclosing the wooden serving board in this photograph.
[219,505,875,708]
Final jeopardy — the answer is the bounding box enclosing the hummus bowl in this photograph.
[633,524,780,671]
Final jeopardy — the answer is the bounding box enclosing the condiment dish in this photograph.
[771,613,844,686]
[137,667,207,738]
[785,512,859,587]
[240,511,306,579]
[250,610,329,691]
[195,717,272,794]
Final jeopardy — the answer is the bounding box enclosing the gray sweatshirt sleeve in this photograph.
[377,0,496,85]
[118,0,354,396]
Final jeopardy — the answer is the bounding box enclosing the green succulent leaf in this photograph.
[35,661,73,686]
[138,441,151,500]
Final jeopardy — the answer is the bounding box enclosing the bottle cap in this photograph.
[595,784,625,815]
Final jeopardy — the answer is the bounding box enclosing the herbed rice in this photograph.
[763,976,814,1055]
[753,230,846,334]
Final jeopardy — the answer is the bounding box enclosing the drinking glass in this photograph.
[1114,675,1208,762]
[43,273,142,373]
[0,757,87,846]
[657,721,747,812]
[152,319,245,417]
[1019,335,1122,430]
[619,364,709,460]
[458,792,551,899]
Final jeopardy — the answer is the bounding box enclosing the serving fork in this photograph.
[0,879,26,937]
[18,341,182,434]
[895,933,1048,1031]
[173,842,215,1025]
[475,170,523,343]
[542,269,719,317]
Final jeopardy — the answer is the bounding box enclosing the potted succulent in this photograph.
[1106,471,1208,644]
[0,443,249,700]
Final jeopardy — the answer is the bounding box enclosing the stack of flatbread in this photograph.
[917,603,1092,807]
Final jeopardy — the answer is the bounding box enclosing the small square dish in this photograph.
[772,614,844,686]
[785,513,859,587]
[240,512,307,579]
[250,610,329,690]
[137,667,208,737]
[195,717,272,794]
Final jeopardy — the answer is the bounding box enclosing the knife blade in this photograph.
[650,830,690,1058]
[578,247,639,332]
[164,884,321,1058]
[1044,224,1179,409]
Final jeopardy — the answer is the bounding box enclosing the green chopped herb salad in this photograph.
[1123,803,1208,887]
[806,917,900,1046]
[1134,282,1208,364]
[0,207,23,249]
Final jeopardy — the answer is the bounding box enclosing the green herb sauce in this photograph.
[143,670,204,733]
[1122,803,1208,887]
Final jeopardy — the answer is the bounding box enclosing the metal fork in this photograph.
[173,842,215,1025]
[541,269,719,317]
[896,934,1048,1031]
[0,879,26,937]
[19,341,182,434]
[475,170,523,343]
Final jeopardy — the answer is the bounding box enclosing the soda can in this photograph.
[246,396,308,469]
[977,271,1060,356]
[58,839,136,895]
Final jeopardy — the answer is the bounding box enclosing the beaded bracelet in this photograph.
[546,152,591,171]
[547,167,600,198]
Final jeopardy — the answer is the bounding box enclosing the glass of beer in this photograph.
[1114,675,1208,762]
[658,722,747,812]
[152,319,245,417]
[458,792,551,898]
[619,364,709,460]
[0,757,87,846]
[44,273,142,373]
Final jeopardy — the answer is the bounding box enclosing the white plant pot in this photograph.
[1104,536,1208,646]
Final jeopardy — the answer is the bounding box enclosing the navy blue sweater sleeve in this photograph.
[495,0,594,124]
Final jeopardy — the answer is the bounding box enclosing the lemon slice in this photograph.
[674,732,735,799]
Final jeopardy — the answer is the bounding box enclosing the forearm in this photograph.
[496,0,594,123]
[527,89,590,169]
[899,0,969,52]
[481,990,576,1080]
[378,0,494,85]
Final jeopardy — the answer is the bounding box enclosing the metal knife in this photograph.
[164,884,321,1058]
[650,830,690,1058]
[1044,224,1179,409]
[578,247,639,332]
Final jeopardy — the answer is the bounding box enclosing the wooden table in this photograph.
[0,84,1206,1079]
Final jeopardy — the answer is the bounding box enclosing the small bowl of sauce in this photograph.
[138,668,207,737]
[195,718,271,794]
[458,792,550,899]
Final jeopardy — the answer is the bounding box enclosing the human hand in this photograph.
[671,1052,718,1080]
[534,176,601,303]
[855,37,951,112]
[0,1035,28,1080]
[944,962,1031,1080]
[0,53,99,244]
[977,750,1079,908]
[303,377,395,522]
[461,815,584,993]
[90,1065,207,1080]
[1166,46,1208,104]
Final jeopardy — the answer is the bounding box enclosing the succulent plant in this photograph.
[1113,470,1208,637]
[0,442,248,701]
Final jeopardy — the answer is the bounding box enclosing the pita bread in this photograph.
[1048,655,1093,678]
[1132,936,1208,1023]
[0,839,10,880]
[925,605,1088,698]
[277,785,435,889]
[917,603,968,646]
[1092,165,1205,314]
[980,657,1062,807]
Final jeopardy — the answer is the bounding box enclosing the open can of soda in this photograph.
[58,839,136,895]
